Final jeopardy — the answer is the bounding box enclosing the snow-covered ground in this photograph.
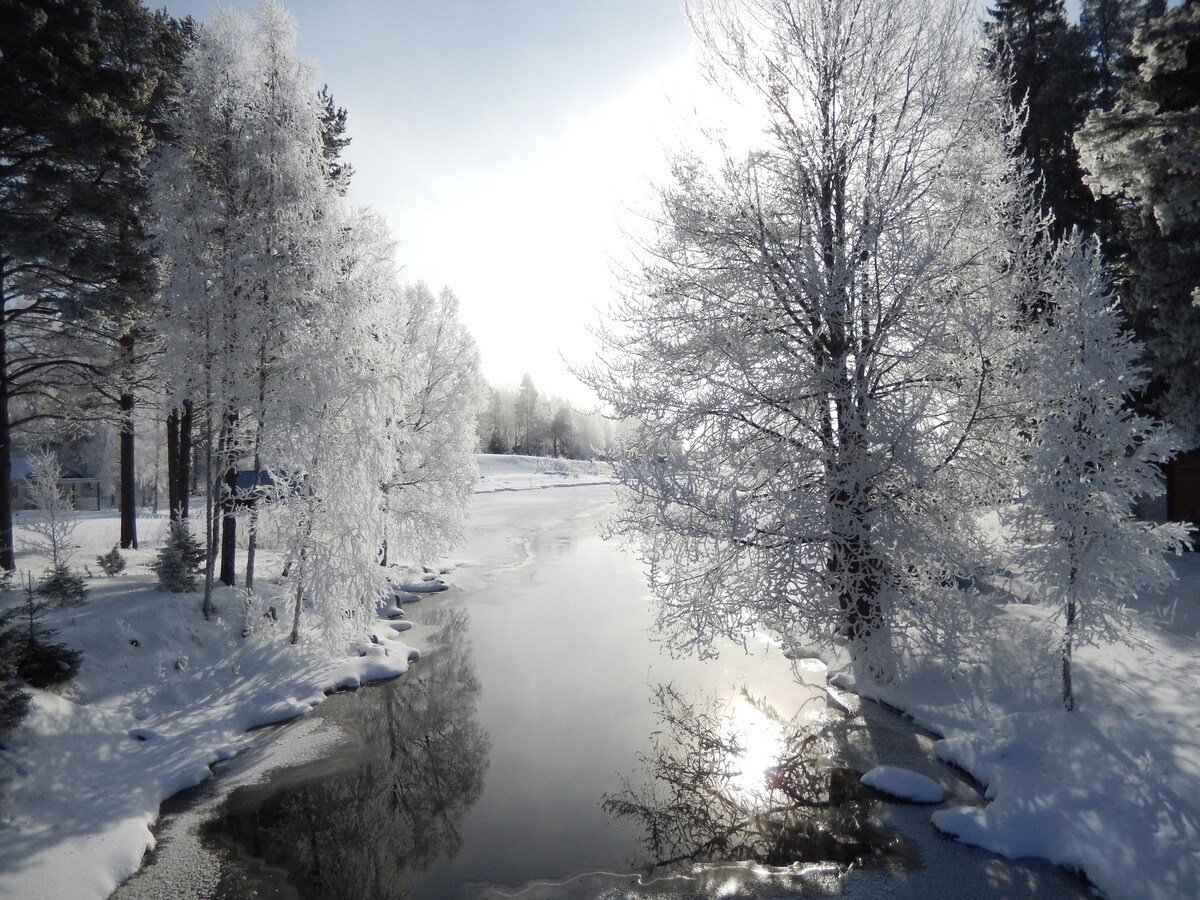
[474,453,614,493]
[824,545,1200,900]
[0,455,613,900]
[2,453,1197,900]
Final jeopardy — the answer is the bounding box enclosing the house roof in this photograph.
[10,457,92,481]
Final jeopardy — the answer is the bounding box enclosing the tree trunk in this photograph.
[119,382,137,548]
[0,306,14,572]
[245,342,268,594]
[202,404,216,621]
[1062,595,1077,711]
[179,398,193,518]
[220,424,237,587]
[166,407,180,520]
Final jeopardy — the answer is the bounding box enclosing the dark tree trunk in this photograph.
[0,285,13,572]
[0,339,13,573]
[214,406,239,587]
[179,398,192,518]
[1062,593,1077,711]
[220,459,237,586]
[118,333,137,547]
[166,407,180,520]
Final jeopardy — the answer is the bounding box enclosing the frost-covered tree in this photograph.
[1075,0,1200,436]
[22,451,79,572]
[273,209,412,645]
[24,452,89,607]
[513,374,541,456]
[588,0,1035,672]
[381,283,483,566]
[152,2,341,612]
[1010,232,1190,711]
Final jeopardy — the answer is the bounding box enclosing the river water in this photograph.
[115,486,1095,899]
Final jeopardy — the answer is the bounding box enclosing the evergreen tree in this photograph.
[1081,0,1143,109]
[514,374,540,455]
[1076,0,1200,435]
[984,0,1102,236]
[151,517,206,592]
[317,84,354,194]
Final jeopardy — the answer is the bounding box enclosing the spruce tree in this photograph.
[1076,0,1200,434]
[151,518,206,592]
[984,0,1102,236]
[1081,0,1143,109]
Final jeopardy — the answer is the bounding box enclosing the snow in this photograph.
[860,765,944,803]
[3,455,1195,899]
[0,455,611,900]
[474,454,614,492]
[826,547,1200,900]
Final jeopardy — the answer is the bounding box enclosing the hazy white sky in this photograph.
[164,0,703,404]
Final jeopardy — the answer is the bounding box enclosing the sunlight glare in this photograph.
[724,702,786,798]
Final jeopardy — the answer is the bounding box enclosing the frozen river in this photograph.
[115,485,1094,898]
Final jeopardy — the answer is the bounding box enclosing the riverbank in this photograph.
[823,547,1200,900]
[0,456,613,900]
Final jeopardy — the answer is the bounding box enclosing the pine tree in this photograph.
[1076,0,1200,436]
[514,374,540,455]
[0,0,165,570]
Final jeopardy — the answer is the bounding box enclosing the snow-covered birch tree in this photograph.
[587,0,1035,673]
[381,283,483,566]
[1010,232,1191,711]
[152,7,256,617]
[274,208,411,646]
[152,1,339,615]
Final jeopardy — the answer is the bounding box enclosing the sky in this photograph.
[162,0,703,405]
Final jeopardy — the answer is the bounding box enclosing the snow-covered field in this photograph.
[0,455,613,900]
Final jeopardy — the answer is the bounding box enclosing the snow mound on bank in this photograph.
[860,765,944,803]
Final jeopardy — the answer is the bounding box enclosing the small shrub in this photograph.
[151,519,206,592]
[0,578,82,732]
[0,681,30,733]
[96,546,126,577]
[36,563,88,607]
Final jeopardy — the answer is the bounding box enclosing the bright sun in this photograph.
[724,702,786,798]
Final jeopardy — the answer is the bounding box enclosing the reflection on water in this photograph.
[202,609,488,898]
[603,683,912,875]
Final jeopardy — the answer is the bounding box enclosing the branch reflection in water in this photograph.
[603,683,911,877]
[202,608,488,899]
